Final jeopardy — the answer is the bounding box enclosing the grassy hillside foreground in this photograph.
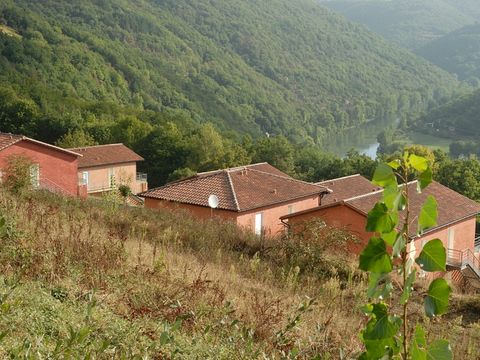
[0,189,478,358]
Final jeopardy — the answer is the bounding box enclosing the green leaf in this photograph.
[383,185,405,211]
[415,239,446,272]
[400,269,416,305]
[387,159,401,170]
[392,235,406,258]
[418,196,438,234]
[425,278,451,318]
[366,202,397,234]
[367,272,393,299]
[382,230,398,246]
[362,337,398,359]
[363,303,401,340]
[372,163,397,188]
[411,325,427,360]
[418,167,433,191]
[409,154,428,172]
[360,238,393,273]
[426,340,452,360]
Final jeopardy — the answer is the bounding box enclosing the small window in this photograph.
[29,164,40,188]
[255,212,263,236]
[288,205,294,214]
[82,171,89,185]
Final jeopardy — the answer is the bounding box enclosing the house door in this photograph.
[255,213,263,236]
[29,164,40,188]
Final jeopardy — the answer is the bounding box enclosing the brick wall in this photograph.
[144,194,320,237]
[79,162,145,194]
[236,195,320,236]
[286,204,373,253]
[0,140,79,196]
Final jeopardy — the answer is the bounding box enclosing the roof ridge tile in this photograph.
[226,171,241,211]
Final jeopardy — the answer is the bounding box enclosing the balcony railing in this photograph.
[136,172,148,182]
[447,248,480,279]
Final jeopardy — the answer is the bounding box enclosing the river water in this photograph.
[322,118,452,159]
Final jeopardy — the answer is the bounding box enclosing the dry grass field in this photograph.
[0,188,478,358]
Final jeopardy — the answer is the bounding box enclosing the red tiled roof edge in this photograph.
[248,168,330,192]
[315,173,362,185]
[69,143,144,168]
[344,181,480,237]
[0,133,81,157]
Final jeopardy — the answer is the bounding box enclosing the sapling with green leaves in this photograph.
[359,152,452,360]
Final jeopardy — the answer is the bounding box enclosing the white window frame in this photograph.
[82,171,89,186]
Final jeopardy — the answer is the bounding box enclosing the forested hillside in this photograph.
[416,24,480,83]
[411,88,480,140]
[321,0,479,50]
[0,0,460,146]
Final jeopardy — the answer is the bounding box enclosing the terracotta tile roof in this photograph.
[69,144,144,168]
[0,133,22,151]
[126,195,144,207]
[345,181,480,237]
[197,162,291,178]
[316,174,380,205]
[0,132,81,157]
[140,163,328,212]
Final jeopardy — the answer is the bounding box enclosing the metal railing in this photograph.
[475,235,480,253]
[136,172,147,182]
[447,248,480,279]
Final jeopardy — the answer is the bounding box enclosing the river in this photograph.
[322,118,452,159]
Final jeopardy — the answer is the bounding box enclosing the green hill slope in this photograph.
[444,0,480,20]
[411,88,480,139]
[415,24,480,82]
[0,0,460,144]
[321,0,477,50]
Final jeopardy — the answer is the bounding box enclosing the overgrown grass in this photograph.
[0,188,477,358]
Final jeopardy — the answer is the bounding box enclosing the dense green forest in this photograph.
[411,88,480,139]
[409,88,480,159]
[321,0,480,50]
[0,0,461,147]
[416,24,480,83]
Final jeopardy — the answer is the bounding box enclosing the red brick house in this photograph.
[140,163,330,236]
[69,144,147,196]
[281,176,480,288]
[0,132,82,196]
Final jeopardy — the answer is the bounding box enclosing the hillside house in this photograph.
[281,176,480,289]
[69,144,147,196]
[140,163,330,236]
[0,132,82,196]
